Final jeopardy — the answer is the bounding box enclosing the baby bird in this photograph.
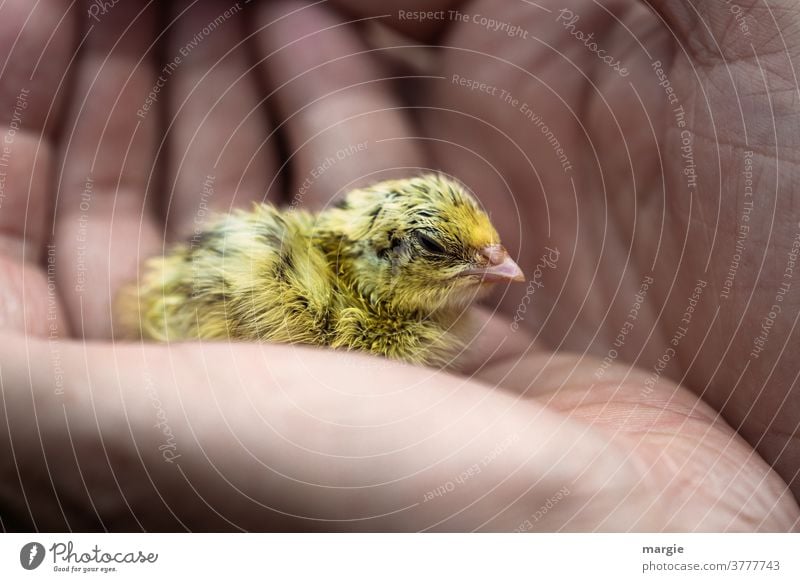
[122,174,524,366]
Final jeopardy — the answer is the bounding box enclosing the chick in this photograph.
[121,174,524,366]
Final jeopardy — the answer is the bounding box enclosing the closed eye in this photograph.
[415,231,446,255]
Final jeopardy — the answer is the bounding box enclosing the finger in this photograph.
[12,338,799,530]
[252,0,424,211]
[164,0,280,241]
[55,1,162,339]
[0,0,76,260]
[0,0,76,335]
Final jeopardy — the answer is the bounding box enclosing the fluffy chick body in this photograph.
[123,175,521,366]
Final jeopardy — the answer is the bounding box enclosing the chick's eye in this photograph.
[415,231,446,255]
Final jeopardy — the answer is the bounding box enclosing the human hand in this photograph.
[0,0,797,531]
[337,0,800,499]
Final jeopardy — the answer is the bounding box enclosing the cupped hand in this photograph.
[0,0,797,531]
[338,0,800,498]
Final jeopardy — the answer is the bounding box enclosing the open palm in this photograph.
[0,0,797,531]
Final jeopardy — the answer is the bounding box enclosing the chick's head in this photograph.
[323,174,524,313]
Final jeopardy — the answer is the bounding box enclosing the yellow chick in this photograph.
[121,174,524,366]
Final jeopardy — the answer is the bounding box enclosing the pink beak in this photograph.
[460,245,525,283]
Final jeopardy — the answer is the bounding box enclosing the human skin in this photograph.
[337,0,800,498]
[0,0,797,531]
